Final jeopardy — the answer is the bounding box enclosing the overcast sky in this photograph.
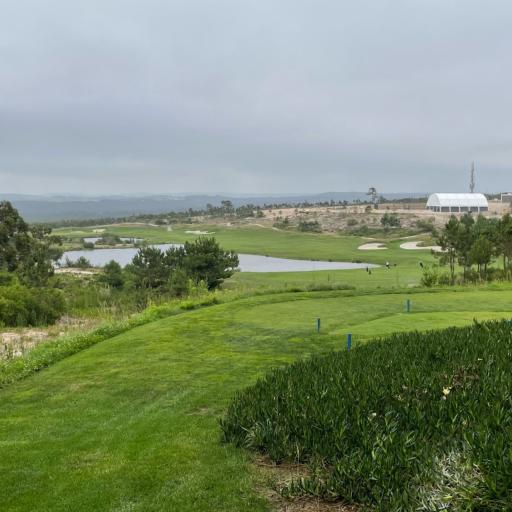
[1,1,511,195]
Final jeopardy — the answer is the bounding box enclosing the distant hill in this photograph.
[1,193,427,222]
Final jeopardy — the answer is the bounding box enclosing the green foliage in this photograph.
[416,217,437,234]
[221,321,512,510]
[64,255,92,268]
[128,246,175,289]
[182,237,239,289]
[0,201,31,272]
[96,234,123,245]
[297,219,322,233]
[420,264,440,287]
[0,284,65,326]
[435,214,511,283]
[99,260,125,289]
[0,202,62,286]
[273,216,290,229]
[128,237,238,292]
[380,212,401,227]
[167,267,189,297]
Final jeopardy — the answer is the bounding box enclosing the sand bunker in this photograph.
[185,230,215,235]
[400,241,442,252]
[358,243,387,251]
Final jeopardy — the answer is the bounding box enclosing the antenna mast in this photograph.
[470,162,475,193]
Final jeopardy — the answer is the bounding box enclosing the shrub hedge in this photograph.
[221,321,512,510]
[0,285,65,326]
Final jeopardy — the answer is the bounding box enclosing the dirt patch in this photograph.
[1,317,100,359]
[254,456,359,512]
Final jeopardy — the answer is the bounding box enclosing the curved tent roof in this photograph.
[426,193,488,208]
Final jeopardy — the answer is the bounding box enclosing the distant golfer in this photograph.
[386,261,390,269]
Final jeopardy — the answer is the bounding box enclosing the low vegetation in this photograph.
[0,282,65,327]
[297,219,322,233]
[221,320,512,510]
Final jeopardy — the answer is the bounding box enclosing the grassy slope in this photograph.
[2,288,512,511]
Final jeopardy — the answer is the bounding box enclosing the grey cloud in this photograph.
[0,0,511,194]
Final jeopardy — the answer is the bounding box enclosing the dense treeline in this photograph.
[424,213,512,285]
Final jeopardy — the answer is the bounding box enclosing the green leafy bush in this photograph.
[64,256,92,268]
[297,220,322,233]
[99,260,125,289]
[221,321,512,510]
[0,285,65,326]
[420,264,439,287]
[380,212,401,227]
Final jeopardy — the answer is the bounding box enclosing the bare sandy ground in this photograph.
[1,317,100,359]
[55,268,97,276]
[185,230,215,235]
[358,243,387,250]
[400,241,442,252]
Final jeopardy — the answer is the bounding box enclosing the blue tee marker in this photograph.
[347,333,352,351]
[317,317,321,333]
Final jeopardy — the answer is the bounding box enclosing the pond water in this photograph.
[61,245,376,273]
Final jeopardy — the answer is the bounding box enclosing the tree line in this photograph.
[424,213,512,285]
[98,238,239,294]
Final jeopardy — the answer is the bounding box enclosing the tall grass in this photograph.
[221,321,512,510]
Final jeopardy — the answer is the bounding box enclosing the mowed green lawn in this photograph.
[2,288,512,511]
[58,223,434,290]
[56,224,433,265]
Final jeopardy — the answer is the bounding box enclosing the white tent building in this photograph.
[426,193,489,213]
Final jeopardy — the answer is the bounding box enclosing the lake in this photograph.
[61,245,376,273]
